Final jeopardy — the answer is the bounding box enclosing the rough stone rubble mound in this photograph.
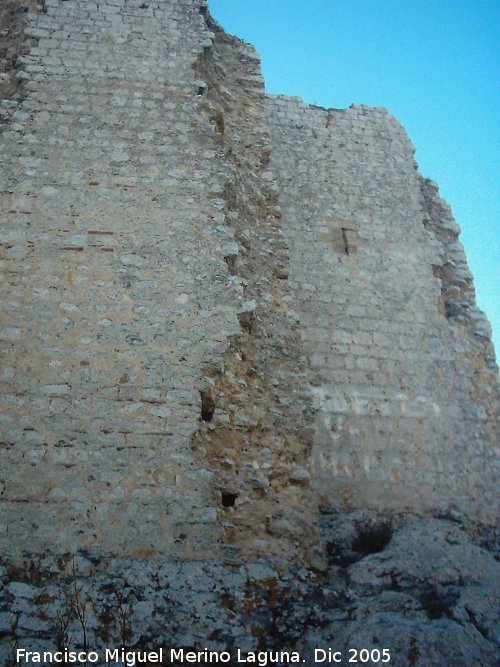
[0,1,498,665]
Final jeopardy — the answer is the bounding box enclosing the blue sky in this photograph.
[210,0,499,356]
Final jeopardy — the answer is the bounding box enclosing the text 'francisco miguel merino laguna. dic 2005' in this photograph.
[16,647,393,666]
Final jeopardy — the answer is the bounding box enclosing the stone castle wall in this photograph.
[0,0,245,557]
[266,96,498,522]
[0,0,498,566]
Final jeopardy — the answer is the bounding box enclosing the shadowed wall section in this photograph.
[266,96,498,522]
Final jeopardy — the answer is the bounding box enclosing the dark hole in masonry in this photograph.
[224,254,237,273]
[197,87,205,96]
[237,311,253,333]
[353,521,393,556]
[419,585,459,620]
[221,491,238,508]
[200,389,215,422]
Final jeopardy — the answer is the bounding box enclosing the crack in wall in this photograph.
[190,11,320,563]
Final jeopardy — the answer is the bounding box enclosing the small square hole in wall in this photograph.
[318,218,363,255]
[221,491,238,508]
[200,389,215,422]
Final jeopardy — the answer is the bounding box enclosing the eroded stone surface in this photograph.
[0,516,498,665]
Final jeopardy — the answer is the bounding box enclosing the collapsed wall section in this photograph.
[0,0,245,558]
[190,12,319,561]
[266,95,499,522]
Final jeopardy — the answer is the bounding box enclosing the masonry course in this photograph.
[0,0,498,663]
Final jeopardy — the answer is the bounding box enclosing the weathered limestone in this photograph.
[1,515,499,665]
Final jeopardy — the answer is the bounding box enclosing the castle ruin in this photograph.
[0,1,498,664]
